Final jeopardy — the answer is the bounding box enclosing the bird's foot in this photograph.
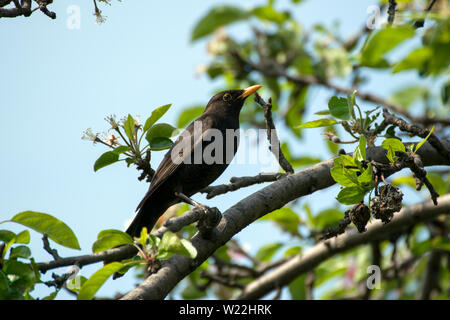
[196,206,221,239]
[174,192,221,238]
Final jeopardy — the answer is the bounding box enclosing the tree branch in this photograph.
[237,194,450,299]
[119,141,450,300]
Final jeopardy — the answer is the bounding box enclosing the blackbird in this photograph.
[126,85,262,237]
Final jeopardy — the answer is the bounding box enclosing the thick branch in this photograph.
[237,194,450,299]
[119,141,449,300]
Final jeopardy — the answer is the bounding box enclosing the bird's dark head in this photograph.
[205,85,262,114]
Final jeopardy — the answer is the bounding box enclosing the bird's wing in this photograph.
[136,115,213,210]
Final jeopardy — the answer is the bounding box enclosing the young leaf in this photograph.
[92,229,133,253]
[9,246,32,259]
[255,243,283,262]
[328,96,350,120]
[11,211,80,250]
[360,25,415,67]
[330,156,359,187]
[158,231,197,260]
[78,262,124,300]
[123,114,135,141]
[353,136,367,162]
[393,47,432,73]
[381,138,406,153]
[289,274,307,300]
[382,138,405,163]
[143,104,172,132]
[251,6,289,24]
[177,106,204,128]
[138,227,149,247]
[93,151,120,172]
[297,119,338,129]
[191,6,251,42]
[414,126,434,153]
[112,145,131,155]
[149,137,174,151]
[358,164,374,186]
[347,90,357,119]
[336,186,367,205]
[259,208,300,234]
[146,123,177,142]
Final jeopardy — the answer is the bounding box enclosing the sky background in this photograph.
[0,0,433,299]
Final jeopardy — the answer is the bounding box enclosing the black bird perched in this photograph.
[126,85,262,237]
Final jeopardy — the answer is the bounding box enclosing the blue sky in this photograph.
[0,0,434,299]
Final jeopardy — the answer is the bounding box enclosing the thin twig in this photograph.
[42,234,61,261]
[381,108,450,161]
[254,92,294,174]
[200,173,287,199]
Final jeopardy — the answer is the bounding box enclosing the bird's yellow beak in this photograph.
[239,84,262,99]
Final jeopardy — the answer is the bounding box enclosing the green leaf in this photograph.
[284,246,302,257]
[358,164,374,186]
[255,243,283,262]
[123,114,135,141]
[11,211,80,250]
[191,6,251,42]
[382,138,405,163]
[393,47,432,73]
[347,90,357,119]
[336,186,367,205]
[92,229,133,253]
[414,126,434,153]
[78,262,124,300]
[143,104,172,132]
[176,106,204,128]
[314,110,331,116]
[112,145,131,155]
[252,6,289,24]
[0,230,16,243]
[158,231,197,260]
[382,138,406,153]
[360,25,415,67]
[315,266,347,287]
[9,246,31,260]
[260,208,300,234]
[297,119,338,129]
[330,156,359,187]
[93,151,120,172]
[328,96,350,120]
[353,136,366,162]
[146,123,177,142]
[289,274,306,300]
[138,227,149,247]
[181,283,207,300]
[3,260,36,287]
[149,137,174,151]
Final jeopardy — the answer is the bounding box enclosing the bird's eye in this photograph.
[223,93,232,102]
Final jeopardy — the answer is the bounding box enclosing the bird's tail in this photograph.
[125,192,173,237]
